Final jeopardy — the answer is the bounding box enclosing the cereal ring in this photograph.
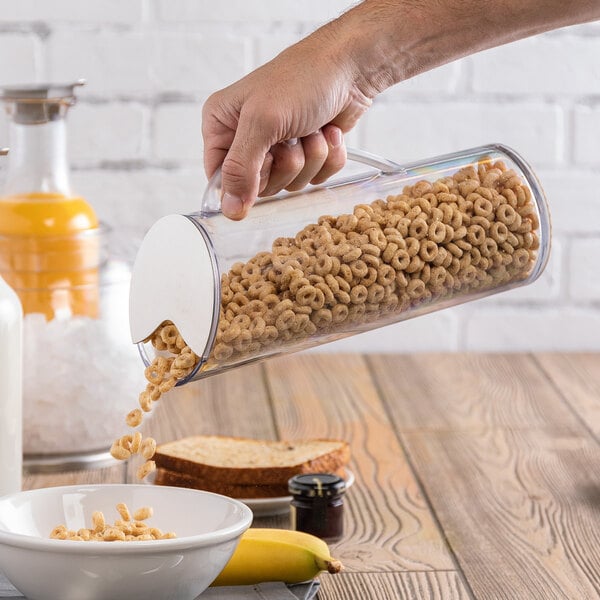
[110,442,130,461]
[409,218,428,240]
[446,242,463,258]
[512,248,531,269]
[382,242,399,264]
[367,283,385,304]
[428,221,446,244]
[144,364,162,385]
[173,352,196,370]
[126,408,143,428]
[136,460,156,481]
[275,309,296,331]
[296,285,318,307]
[490,221,509,243]
[367,228,387,251]
[315,282,335,305]
[419,240,438,262]
[480,238,498,258]
[336,213,359,233]
[361,267,378,287]
[334,290,351,304]
[138,391,153,413]
[146,383,160,402]
[92,512,106,532]
[339,263,353,283]
[311,308,333,328]
[403,237,419,257]
[141,438,157,460]
[405,255,425,274]
[350,285,368,304]
[314,254,334,276]
[233,329,253,352]
[461,265,478,284]
[222,323,241,343]
[151,331,167,351]
[159,324,178,345]
[391,249,410,271]
[350,259,369,279]
[407,278,426,299]
[466,224,486,245]
[377,264,396,286]
[159,376,177,394]
[360,242,380,258]
[131,431,143,454]
[288,314,307,334]
[331,304,349,324]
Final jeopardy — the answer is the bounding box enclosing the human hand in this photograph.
[202,22,373,220]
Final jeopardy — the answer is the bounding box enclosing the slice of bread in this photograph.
[154,468,290,498]
[153,435,350,486]
[155,465,349,499]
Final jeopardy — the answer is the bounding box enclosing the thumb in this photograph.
[221,111,274,220]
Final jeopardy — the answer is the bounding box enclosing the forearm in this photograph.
[323,0,600,98]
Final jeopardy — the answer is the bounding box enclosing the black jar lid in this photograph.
[288,473,346,498]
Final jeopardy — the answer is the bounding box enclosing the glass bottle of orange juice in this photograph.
[0,81,100,319]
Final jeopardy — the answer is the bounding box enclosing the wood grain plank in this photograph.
[368,353,582,432]
[318,571,470,600]
[126,362,277,482]
[535,353,600,439]
[263,353,455,572]
[402,428,600,600]
[23,463,126,490]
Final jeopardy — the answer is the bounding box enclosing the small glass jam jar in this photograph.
[288,473,347,543]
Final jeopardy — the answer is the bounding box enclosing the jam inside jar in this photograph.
[289,473,347,543]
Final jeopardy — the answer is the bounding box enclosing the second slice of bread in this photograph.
[153,435,350,486]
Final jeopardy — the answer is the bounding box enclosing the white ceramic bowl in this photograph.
[0,484,253,600]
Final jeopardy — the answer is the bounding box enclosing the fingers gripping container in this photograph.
[130,144,551,384]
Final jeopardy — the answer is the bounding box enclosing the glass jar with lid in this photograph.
[130,143,551,385]
[0,82,144,471]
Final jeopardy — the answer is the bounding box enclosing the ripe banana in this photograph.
[211,528,343,586]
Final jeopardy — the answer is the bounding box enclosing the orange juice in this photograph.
[0,192,100,319]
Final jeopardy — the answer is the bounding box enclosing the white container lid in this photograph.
[129,214,218,360]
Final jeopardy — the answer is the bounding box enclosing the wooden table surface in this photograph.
[24,353,600,600]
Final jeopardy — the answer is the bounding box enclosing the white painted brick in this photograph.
[0,34,41,86]
[70,103,147,163]
[48,32,152,96]
[156,0,353,23]
[364,102,562,168]
[153,103,203,161]
[71,169,203,242]
[151,33,250,93]
[568,238,600,302]
[464,308,600,351]
[381,61,462,97]
[536,170,600,234]
[573,106,600,167]
[310,310,459,353]
[472,36,600,96]
[0,0,144,23]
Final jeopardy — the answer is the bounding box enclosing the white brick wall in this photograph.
[0,0,599,352]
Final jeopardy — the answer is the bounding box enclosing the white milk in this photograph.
[0,274,22,495]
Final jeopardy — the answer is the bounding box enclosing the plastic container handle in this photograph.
[200,147,405,216]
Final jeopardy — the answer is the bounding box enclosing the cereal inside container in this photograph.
[130,144,551,384]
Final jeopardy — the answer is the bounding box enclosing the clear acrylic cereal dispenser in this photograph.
[129,144,550,384]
